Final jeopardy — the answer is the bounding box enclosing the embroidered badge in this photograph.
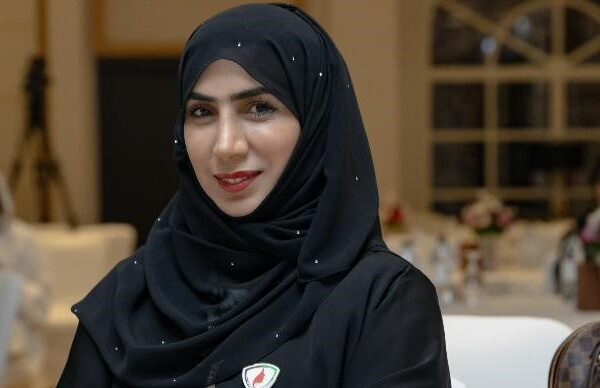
[242,363,280,388]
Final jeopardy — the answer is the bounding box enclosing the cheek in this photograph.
[184,126,211,173]
[252,120,300,166]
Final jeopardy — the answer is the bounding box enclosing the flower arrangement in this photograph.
[460,191,516,235]
[384,202,407,234]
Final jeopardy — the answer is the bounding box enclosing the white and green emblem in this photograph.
[242,363,280,388]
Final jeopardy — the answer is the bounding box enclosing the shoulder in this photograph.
[74,250,140,314]
[338,252,450,387]
[308,250,447,386]
[317,249,438,322]
[337,250,436,304]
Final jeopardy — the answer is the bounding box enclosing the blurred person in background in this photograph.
[0,171,49,388]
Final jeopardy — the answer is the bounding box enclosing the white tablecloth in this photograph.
[441,269,600,328]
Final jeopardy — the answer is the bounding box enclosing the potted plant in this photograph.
[460,191,515,270]
[384,203,406,235]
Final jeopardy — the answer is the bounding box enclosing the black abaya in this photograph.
[58,4,450,387]
[60,254,448,387]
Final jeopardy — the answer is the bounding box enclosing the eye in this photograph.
[248,101,277,120]
[187,105,213,120]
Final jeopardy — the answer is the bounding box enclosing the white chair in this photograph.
[443,315,572,388]
[32,222,137,273]
[450,376,466,388]
[31,222,136,386]
[0,272,23,385]
[77,223,137,271]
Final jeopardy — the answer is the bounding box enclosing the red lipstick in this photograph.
[215,171,261,193]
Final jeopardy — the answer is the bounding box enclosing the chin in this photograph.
[222,208,257,218]
[218,199,262,218]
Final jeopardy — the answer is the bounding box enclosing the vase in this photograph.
[479,234,500,270]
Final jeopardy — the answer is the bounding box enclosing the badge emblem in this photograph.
[242,363,280,388]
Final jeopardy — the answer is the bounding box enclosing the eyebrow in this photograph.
[187,86,270,103]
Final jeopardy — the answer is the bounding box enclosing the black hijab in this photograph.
[74,3,385,386]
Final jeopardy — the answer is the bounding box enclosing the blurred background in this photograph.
[6,0,600,237]
[1,1,600,387]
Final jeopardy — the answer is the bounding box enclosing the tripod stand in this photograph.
[8,56,78,227]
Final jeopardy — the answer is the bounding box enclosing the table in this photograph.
[441,269,600,329]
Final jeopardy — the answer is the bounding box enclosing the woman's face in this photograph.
[184,60,301,217]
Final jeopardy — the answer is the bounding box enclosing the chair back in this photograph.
[0,272,23,385]
[549,320,600,387]
[443,315,572,388]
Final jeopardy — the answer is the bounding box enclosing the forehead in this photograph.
[192,59,261,95]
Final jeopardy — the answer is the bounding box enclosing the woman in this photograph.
[59,4,450,387]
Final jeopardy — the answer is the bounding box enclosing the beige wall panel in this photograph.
[0,100,23,175]
[0,34,36,88]
[103,0,273,46]
[47,0,99,223]
[0,0,37,220]
[398,0,433,211]
[0,0,36,23]
[326,0,402,205]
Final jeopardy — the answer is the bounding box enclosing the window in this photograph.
[431,0,600,219]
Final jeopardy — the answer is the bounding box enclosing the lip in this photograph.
[215,171,261,193]
[215,171,262,179]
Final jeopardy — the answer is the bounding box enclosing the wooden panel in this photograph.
[98,59,179,243]
[93,0,306,58]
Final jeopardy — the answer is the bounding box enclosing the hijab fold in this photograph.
[74,4,386,386]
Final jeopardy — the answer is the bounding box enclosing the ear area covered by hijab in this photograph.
[70,3,387,386]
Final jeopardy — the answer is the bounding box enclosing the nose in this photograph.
[213,111,248,161]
